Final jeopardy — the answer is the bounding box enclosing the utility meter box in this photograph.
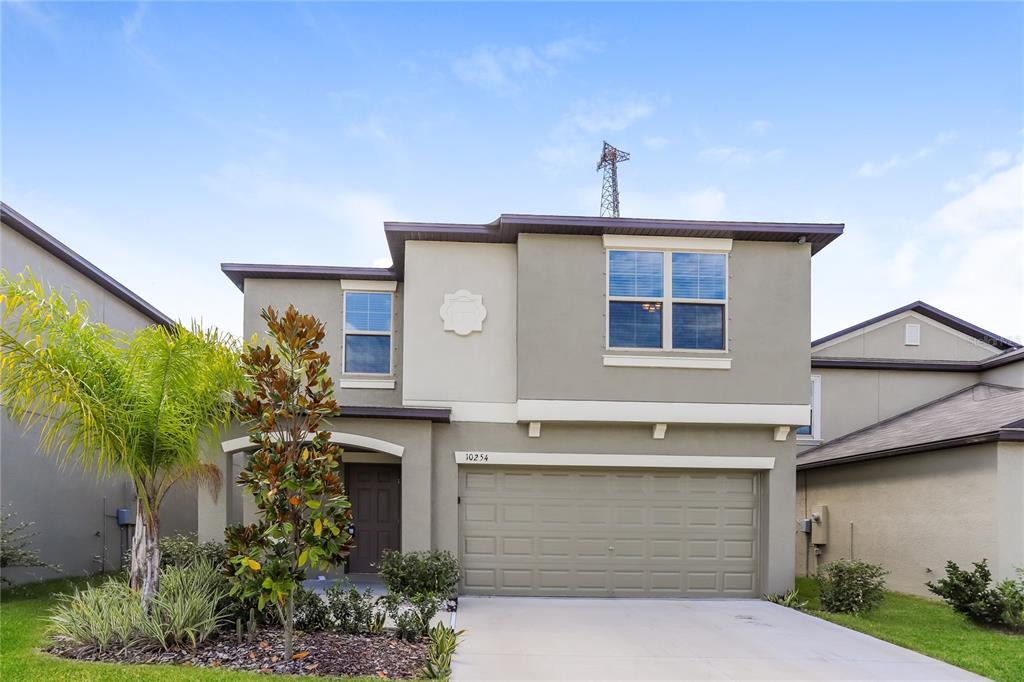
[116,508,134,526]
[810,504,829,545]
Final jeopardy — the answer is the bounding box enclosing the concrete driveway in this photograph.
[451,597,982,681]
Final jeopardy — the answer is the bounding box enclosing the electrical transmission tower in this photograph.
[597,141,630,217]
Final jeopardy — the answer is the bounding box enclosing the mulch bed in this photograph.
[48,628,429,678]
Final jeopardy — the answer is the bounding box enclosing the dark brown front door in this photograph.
[345,463,401,573]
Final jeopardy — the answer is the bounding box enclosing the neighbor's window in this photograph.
[608,250,727,351]
[796,375,821,440]
[343,291,392,374]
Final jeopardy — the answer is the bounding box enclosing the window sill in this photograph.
[796,437,822,446]
[339,378,396,390]
[602,355,732,370]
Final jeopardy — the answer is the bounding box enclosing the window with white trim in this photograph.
[796,375,821,440]
[343,291,392,374]
[607,249,727,351]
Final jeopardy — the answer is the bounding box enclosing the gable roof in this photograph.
[223,213,844,291]
[811,300,1020,352]
[1,203,174,329]
[811,345,1024,372]
[797,383,1024,470]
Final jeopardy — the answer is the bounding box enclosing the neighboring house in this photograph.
[796,301,1023,595]
[0,203,197,582]
[201,213,844,598]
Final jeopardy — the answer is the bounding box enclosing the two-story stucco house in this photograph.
[795,302,1023,595]
[200,214,844,598]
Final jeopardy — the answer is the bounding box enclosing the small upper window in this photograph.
[796,375,822,440]
[343,291,392,374]
[607,250,727,351]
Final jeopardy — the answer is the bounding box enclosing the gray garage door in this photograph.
[459,466,759,597]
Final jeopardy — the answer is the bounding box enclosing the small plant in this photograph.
[293,586,330,632]
[368,608,387,635]
[49,560,228,652]
[379,550,460,600]
[157,534,227,569]
[0,505,60,584]
[421,621,466,680]
[380,591,443,642]
[928,560,1024,631]
[325,580,377,634]
[816,559,887,614]
[761,589,808,610]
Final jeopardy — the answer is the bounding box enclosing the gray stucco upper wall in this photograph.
[813,313,1001,362]
[801,367,981,447]
[242,278,404,408]
[516,234,811,404]
[2,225,158,332]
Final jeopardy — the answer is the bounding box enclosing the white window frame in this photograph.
[605,247,729,353]
[797,375,822,442]
[341,289,394,377]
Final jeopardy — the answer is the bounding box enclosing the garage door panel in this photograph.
[460,467,759,597]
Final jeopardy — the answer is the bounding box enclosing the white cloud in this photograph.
[568,97,653,134]
[698,146,785,166]
[856,131,957,178]
[945,149,1016,192]
[121,3,147,41]
[747,120,772,135]
[643,136,670,150]
[930,163,1023,338]
[628,187,729,220]
[347,117,394,145]
[886,240,919,285]
[537,94,657,171]
[452,37,600,95]
[203,161,400,265]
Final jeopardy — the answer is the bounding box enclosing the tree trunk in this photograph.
[283,590,295,659]
[129,497,160,608]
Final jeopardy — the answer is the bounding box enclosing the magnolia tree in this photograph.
[226,305,354,659]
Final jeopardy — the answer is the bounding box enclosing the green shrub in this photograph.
[140,560,230,649]
[816,559,887,614]
[380,591,442,642]
[49,560,228,652]
[293,586,330,631]
[378,550,459,599]
[421,622,466,680]
[325,580,378,634]
[928,560,1024,631]
[122,533,227,573]
[49,578,142,652]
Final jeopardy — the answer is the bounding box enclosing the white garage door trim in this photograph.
[455,451,774,469]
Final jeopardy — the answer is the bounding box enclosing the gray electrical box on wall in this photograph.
[811,504,829,545]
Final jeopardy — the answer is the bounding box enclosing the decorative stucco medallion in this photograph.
[440,290,486,336]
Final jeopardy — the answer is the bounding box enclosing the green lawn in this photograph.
[795,577,1024,682]
[0,577,412,682]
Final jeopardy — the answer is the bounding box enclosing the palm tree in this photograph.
[0,270,243,606]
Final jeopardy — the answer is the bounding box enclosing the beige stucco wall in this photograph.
[798,368,981,450]
[516,235,811,405]
[996,441,1024,580]
[796,444,1001,595]
[243,278,404,408]
[402,241,517,405]
[813,313,1001,361]
[1,222,197,583]
[982,359,1024,388]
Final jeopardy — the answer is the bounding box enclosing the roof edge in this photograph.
[796,431,1006,470]
[221,263,399,292]
[811,300,1020,351]
[1,202,174,329]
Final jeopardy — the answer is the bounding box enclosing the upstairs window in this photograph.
[796,375,822,440]
[343,291,392,374]
[608,249,727,351]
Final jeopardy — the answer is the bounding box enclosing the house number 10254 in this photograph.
[464,453,489,462]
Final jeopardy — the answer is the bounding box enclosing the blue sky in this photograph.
[3,2,1022,340]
